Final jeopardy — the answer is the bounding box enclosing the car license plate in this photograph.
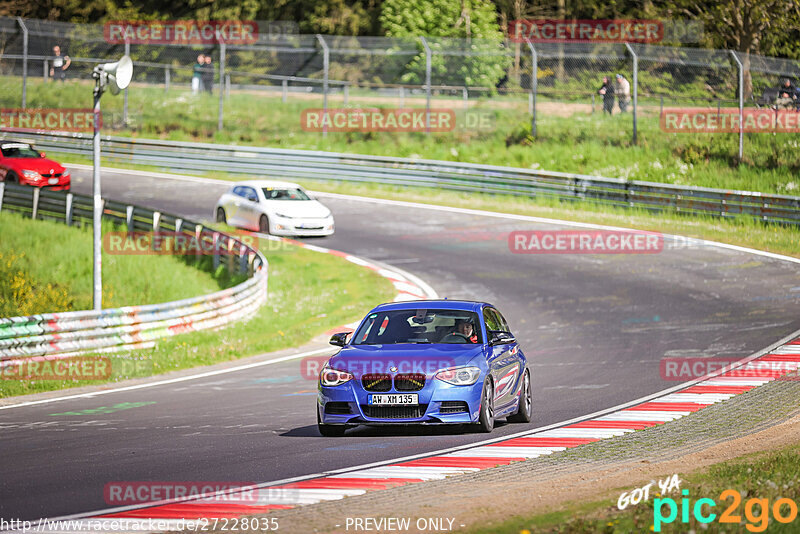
[48,178,58,185]
[368,394,418,406]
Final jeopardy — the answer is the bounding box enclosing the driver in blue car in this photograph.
[450,318,478,343]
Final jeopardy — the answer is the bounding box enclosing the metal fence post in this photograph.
[165,66,170,93]
[31,188,39,220]
[316,35,329,138]
[66,193,74,226]
[43,59,48,82]
[730,51,744,162]
[225,74,231,98]
[218,40,226,132]
[17,17,28,108]
[525,38,537,138]
[126,205,134,235]
[123,41,130,126]
[0,183,5,212]
[419,36,432,134]
[344,84,349,106]
[625,43,638,144]
[463,86,468,109]
[282,79,288,103]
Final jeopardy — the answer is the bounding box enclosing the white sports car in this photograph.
[214,180,334,237]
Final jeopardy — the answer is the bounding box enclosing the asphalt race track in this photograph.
[1,166,799,521]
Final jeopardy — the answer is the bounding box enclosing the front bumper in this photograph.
[270,217,334,237]
[318,376,483,425]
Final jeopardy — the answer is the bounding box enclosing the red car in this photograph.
[0,140,70,191]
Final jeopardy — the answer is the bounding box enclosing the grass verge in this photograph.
[0,210,232,314]
[463,442,800,533]
[0,216,395,398]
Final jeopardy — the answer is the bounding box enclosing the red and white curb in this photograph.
[36,333,799,531]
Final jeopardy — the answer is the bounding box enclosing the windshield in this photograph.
[352,309,482,345]
[262,187,310,201]
[1,144,40,158]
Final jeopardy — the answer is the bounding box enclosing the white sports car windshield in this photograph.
[262,188,311,201]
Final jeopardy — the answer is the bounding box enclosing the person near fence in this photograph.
[202,55,214,94]
[615,74,631,112]
[598,76,615,115]
[192,54,205,94]
[774,78,797,110]
[49,45,71,81]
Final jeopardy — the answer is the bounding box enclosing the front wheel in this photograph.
[475,379,494,433]
[216,207,227,224]
[317,409,347,437]
[259,214,270,234]
[507,369,532,423]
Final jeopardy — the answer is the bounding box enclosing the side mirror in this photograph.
[329,332,350,347]
[40,152,46,157]
[489,330,516,345]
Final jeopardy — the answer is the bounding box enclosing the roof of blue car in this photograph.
[371,300,488,312]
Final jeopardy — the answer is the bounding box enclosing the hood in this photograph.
[9,156,66,174]
[329,343,485,378]
[265,200,330,218]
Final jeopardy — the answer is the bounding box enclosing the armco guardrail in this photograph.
[8,131,800,226]
[0,181,268,359]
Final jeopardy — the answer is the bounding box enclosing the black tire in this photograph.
[259,214,270,234]
[476,378,495,433]
[317,408,347,437]
[6,171,18,183]
[508,369,532,423]
[216,207,227,224]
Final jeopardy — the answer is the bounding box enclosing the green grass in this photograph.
[3,76,800,195]
[0,234,395,398]
[463,443,800,533]
[0,210,231,315]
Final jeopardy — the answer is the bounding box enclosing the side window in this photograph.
[244,187,259,202]
[483,307,502,332]
[232,186,245,198]
[493,309,511,333]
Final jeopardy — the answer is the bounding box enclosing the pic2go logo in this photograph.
[654,489,800,532]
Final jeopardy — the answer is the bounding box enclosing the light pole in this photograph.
[91,55,133,310]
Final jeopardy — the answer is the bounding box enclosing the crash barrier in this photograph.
[11,131,800,227]
[0,181,268,359]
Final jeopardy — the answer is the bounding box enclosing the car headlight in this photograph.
[22,170,41,180]
[320,365,353,387]
[435,366,482,386]
[275,212,294,219]
[62,170,70,178]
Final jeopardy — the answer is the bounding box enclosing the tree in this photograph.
[380,0,510,87]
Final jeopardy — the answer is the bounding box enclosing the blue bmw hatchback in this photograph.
[317,300,532,436]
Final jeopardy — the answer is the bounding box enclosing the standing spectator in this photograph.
[598,76,615,115]
[774,78,797,110]
[616,74,631,112]
[49,45,71,82]
[202,55,214,94]
[192,54,205,94]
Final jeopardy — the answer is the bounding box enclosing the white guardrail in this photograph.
[0,182,268,360]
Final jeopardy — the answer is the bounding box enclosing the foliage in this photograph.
[380,0,510,87]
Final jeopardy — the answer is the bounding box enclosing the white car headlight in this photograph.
[62,170,70,178]
[22,169,41,180]
[434,366,482,386]
[320,365,353,387]
[275,212,294,219]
